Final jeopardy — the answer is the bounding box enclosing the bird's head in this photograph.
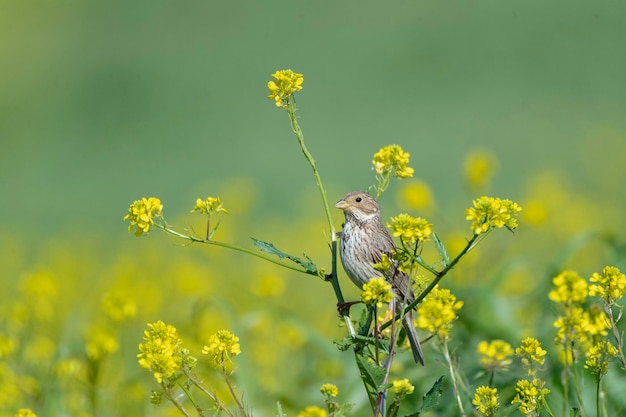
[335,191,380,222]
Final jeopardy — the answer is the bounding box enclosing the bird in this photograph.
[335,191,424,365]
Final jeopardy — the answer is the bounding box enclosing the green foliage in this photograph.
[251,238,320,276]
[421,376,444,412]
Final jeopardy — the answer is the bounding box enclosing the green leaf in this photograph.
[333,335,379,352]
[334,402,355,417]
[432,232,449,267]
[251,238,319,275]
[355,354,385,390]
[420,376,444,411]
[207,218,222,240]
[333,337,356,352]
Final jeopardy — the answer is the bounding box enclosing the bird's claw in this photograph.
[337,300,361,316]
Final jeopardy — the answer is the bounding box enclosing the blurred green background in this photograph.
[2,1,626,416]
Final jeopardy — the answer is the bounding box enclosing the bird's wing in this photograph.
[367,221,416,304]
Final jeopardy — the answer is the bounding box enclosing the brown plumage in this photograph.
[335,191,424,365]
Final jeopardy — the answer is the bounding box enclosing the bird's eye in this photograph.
[355,197,362,203]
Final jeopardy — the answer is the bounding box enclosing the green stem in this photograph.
[285,101,335,239]
[414,233,482,303]
[162,383,192,417]
[184,369,234,417]
[442,339,466,417]
[596,376,601,417]
[571,348,588,417]
[607,305,626,368]
[177,380,205,417]
[86,358,99,417]
[222,361,248,417]
[374,172,392,200]
[157,224,315,276]
[561,350,570,417]
[381,233,483,331]
[284,98,353,336]
[542,395,557,417]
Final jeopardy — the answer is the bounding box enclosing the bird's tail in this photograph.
[403,312,425,365]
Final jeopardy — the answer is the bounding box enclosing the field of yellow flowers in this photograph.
[3,73,625,416]
[3,4,626,413]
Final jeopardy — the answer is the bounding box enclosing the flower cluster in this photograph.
[515,337,547,377]
[465,196,522,235]
[101,288,137,323]
[372,144,414,179]
[320,383,338,398]
[550,271,610,350]
[472,386,499,416]
[416,287,464,339]
[387,213,432,245]
[464,149,499,191]
[589,265,626,307]
[85,325,119,361]
[137,321,185,383]
[202,330,241,365]
[124,197,163,237]
[267,69,304,108]
[585,340,618,377]
[391,378,414,397]
[360,277,394,308]
[15,410,37,417]
[511,378,550,416]
[548,270,588,305]
[297,406,326,417]
[478,339,513,372]
[191,196,229,216]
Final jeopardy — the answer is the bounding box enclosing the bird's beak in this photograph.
[335,200,349,210]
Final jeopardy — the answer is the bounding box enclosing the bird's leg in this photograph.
[374,308,394,338]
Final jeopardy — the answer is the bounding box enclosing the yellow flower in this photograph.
[511,379,550,417]
[15,410,37,417]
[320,383,339,398]
[372,144,414,179]
[191,196,229,216]
[85,325,119,360]
[0,333,17,359]
[466,196,522,235]
[553,306,587,346]
[202,330,241,365]
[124,197,163,237]
[464,149,499,191]
[521,199,548,226]
[373,253,394,275]
[252,273,286,298]
[416,287,464,339]
[392,378,414,397]
[55,358,87,381]
[548,270,588,305]
[137,321,184,383]
[360,277,394,308]
[581,304,610,341]
[478,340,514,372]
[472,386,499,416]
[515,337,547,376]
[102,288,137,323]
[267,69,304,108]
[297,406,327,417]
[397,180,434,211]
[387,213,432,245]
[589,266,626,307]
[19,271,58,321]
[585,340,618,377]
